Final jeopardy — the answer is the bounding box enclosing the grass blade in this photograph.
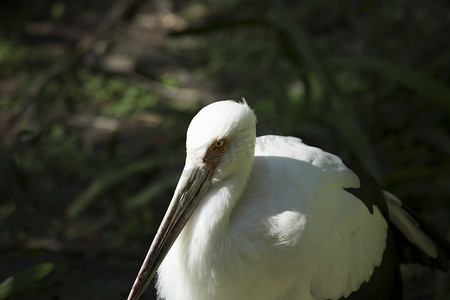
[0,263,55,300]
[68,158,159,218]
[274,0,382,180]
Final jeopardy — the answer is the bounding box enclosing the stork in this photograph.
[127,100,450,300]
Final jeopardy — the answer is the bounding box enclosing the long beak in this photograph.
[127,163,211,300]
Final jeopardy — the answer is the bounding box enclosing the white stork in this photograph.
[127,100,450,300]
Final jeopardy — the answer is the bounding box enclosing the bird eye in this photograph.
[214,139,226,148]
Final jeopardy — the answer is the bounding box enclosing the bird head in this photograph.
[185,100,256,183]
[127,100,256,300]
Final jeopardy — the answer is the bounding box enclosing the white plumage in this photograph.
[159,135,388,299]
[127,100,447,300]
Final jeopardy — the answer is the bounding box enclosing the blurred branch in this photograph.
[169,18,270,36]
[5,60,74,138]
[123,71,217,104]
[5,0,141,138]
[74,0,140,56]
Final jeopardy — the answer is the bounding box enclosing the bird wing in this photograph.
[234,135,390,299]
[343,161,450,271]
[384,191,450,271]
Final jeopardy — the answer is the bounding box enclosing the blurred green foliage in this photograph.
[0,263,54,299]
[0,0,449,299]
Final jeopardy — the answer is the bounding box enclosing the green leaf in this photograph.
[68,158,159,218]
[0,263,54,300]
[329,56,450,113]
[125,178,175,210]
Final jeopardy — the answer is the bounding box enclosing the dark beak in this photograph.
[127,163,211,300]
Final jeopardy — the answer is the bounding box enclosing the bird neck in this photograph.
[194,171,249,233]
[180,169,251,270]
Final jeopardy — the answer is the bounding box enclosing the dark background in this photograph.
[1,0,449,299]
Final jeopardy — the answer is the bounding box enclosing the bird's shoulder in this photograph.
[254,135,358,188]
